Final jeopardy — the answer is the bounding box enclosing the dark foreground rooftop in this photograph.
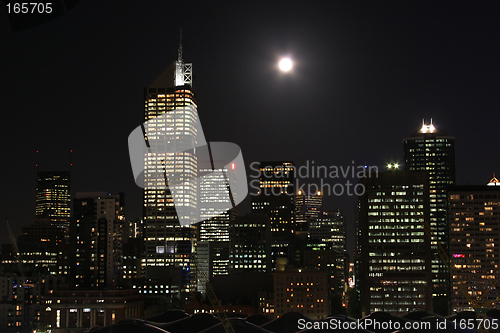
[86,309,500,333]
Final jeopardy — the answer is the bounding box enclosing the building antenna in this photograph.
[35,150,39,170]
[178,29,183,62]
[70,149,73,170]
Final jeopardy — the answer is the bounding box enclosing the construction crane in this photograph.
[193,258,235,333]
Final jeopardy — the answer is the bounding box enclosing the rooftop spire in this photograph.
[178,29,183,62]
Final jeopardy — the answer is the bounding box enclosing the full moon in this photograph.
[279,58,293,72]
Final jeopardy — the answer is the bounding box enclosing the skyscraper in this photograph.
[309,210,346,293]
[70,192,125,289]
[357,171,433,316]
[448,182,500,311]
[403,120,455,314]
[251,162,295,238]
[295,189,323,234]
[35,170,71,230]
[295,190,323,222]
[142,42,198,300]
[229,213,272,274]
[198,163,237,242]
[196,164,237,293]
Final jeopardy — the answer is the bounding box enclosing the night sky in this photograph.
[1,1,500,254]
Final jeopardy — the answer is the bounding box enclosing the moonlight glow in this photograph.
[279,58,293,72]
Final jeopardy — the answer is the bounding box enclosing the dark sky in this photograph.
[1,1,500,254]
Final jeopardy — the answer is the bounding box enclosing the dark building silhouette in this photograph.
[229,213,272,274]
[309,210,346,294]
[17,218,67,275]
[70,192,125,289]
[251,162,295,239]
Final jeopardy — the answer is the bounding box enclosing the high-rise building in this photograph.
[357,171,433,316]
[303,241,337,294]
[448,182,500,311]
[198,164,237,242]
[251,162,295,238]
[295,190,323,222]
[294,189,323,234]
[35,170,71,230]
[17,218,67,275]
[70,192,125,289]
[142,43,198,300]
[309,210,346,293]
[403,120,455,314]
[196,163,238,293]
[229,213,272,274]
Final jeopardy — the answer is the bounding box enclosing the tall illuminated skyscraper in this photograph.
[142,42,198,300]
[358,171,432,316]
[35,170,71,230]
[198,163,237,242]
[403,120,455,315]
[196,164,237,292]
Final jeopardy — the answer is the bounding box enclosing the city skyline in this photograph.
[2,1,500,256]
[3,3,500,330]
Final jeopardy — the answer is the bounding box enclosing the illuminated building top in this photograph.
[488,173,499,186]
[406,118,451,138]
[420,119,436,133]
[147,33,192,89]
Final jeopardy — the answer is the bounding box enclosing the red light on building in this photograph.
[231,163,235,170]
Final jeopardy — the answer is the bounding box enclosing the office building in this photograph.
[295,190,323,221]
[309,210,346,293]
[70,192,125,289]
[403,120,455,314]
[229,213,272,274]
[17,218,68,275]
[303,241,337,294]
[251,162,295,238]
[448,182,500,311]
[198,163,238,242]
[142,42,198,300]
[273,269,330,319]
[35,171,71,230]
[357,171,433,316]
